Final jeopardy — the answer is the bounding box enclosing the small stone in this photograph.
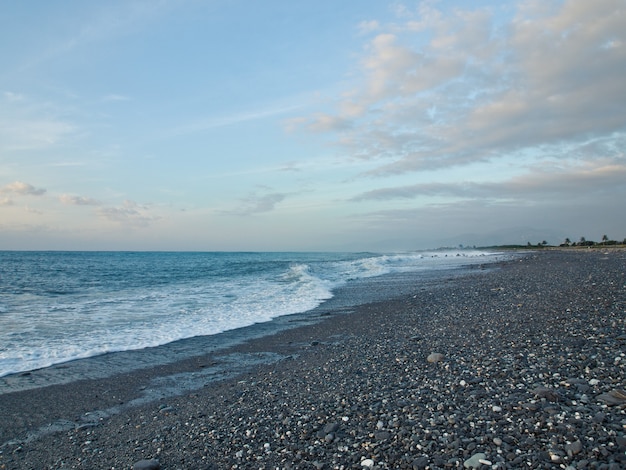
[565,440,583,456]
[593,411,606,423]
[427,353,444,363]
[361,458,375,468]
[532,386,561,402]
[493,437,503,446]
[323,422,340,434]
[492,405,502,412]
[412,456,429,469]
[133,459,160,470]
[597,389,626,405]
[463,453,486,469]
[374,431,391,441]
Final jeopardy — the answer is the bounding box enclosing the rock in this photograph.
[361,458,375,468]
[493,437,503,446]
[133,459,160,470]
[427,353,444,363]
[412,456,429,469]
[593,411,606,423]
[597,389,626,405]
[532,387,561,402]
[565,440,583,456]
[323,422,340,434]
[463,453,486,469]
[374,431,391,441]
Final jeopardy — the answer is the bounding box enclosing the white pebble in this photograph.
[460,379,467,386]
[361,458,375,468]
[589,378,600,386]
[492,405,502,412]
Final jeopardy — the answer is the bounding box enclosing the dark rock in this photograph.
[565,440,583,456]
[374,431,391,441]
[323,422,340,434]
[133,459,160,470]
[412,456,429,469]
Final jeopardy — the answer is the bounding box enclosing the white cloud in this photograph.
[3,91,24,102]
[226,191,288,216]
[357,20,380,34]
[352,162,626,202]
[0,181,46,196]
[291,0,626,177]
[97,200,159,226]
[59,194,102,206]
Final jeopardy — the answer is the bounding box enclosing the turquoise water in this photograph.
[0,250,503,377]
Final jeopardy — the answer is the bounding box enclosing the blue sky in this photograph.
[1,0,625,251]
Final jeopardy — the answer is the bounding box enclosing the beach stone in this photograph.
[374,431,391,441]
[593,411,606,423]
[427,353,444,363]
[361,458,375,468]
[597,389,626,405]
[565,440,583,456]
[411,456,429,469]
[463,453,486,469]
[323,422,340,434]
[133,459,160,470]
[532,387,560,402]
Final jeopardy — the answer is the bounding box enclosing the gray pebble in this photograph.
[133,459,160,470]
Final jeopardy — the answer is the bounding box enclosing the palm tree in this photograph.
[564,238,571,246]
[602,235,609,244]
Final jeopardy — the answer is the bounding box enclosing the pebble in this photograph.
[361,458,375,468]
[411,456,429,469]
[565,440,583,456]
[427,352,444,363]
[463,452,486,469]
[132,459,160,470]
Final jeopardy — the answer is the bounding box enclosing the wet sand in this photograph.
[1,250,625,469]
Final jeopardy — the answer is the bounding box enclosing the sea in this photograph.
[0,250,507,378]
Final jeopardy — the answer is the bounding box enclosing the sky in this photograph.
[1,0,625,251]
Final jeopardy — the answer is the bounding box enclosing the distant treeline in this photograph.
[471,235,626,250]
[557,235,625,247]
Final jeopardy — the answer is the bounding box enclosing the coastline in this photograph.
[1,250,625,469]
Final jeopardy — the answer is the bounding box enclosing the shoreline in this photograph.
[1,250,625,469]
[0,259,499,394]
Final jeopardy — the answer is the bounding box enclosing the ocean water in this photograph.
[0,250,504,377]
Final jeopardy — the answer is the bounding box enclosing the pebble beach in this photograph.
[1,249,625,469]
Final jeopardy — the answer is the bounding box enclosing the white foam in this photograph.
[0,250,507,377]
